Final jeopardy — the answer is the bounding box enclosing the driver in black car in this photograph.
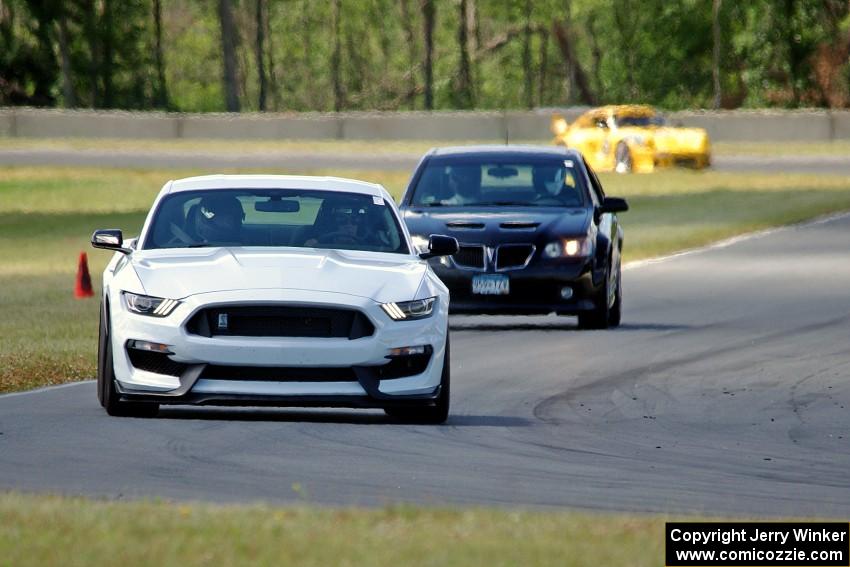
[442,165,482,205]
[532,164,581,205]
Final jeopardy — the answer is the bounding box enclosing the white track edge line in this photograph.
[623,210,850,271]
[0,380,94,400]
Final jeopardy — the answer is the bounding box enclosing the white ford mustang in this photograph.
[91,175,458,423]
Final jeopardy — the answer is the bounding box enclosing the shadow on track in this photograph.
[451,319,692,332]
[156,407,530,427]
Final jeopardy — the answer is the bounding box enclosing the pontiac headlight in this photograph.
[123,292,180,317]
[381,297,436,321]
[543,238,592,258]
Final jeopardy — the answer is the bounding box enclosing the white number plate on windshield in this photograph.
[472,274,510,295]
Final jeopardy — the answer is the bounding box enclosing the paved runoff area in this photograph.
[1,214,849,517]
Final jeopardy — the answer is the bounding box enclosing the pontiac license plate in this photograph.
[471,274,509,295]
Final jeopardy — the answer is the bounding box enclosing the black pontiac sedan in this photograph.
[399,146,628,329]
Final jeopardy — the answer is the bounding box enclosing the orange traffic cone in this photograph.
[74,252,94,299]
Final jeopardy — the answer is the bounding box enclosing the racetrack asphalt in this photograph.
[1,213,849,517]
[3,146,850,174]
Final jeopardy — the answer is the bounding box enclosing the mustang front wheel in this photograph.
[98,302,159,418]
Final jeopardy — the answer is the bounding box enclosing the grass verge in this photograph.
[2,166,850,393]
[0,492,663,567]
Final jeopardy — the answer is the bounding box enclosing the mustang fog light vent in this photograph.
[381,297,436,321]
[127,339,173,354]
[387,345,428,357]
[123,292,180,317]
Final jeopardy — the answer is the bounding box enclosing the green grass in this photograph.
[1,166,846,564]
[0,492,663,567]
[2,166,850,393]
[0,166,409,393]
[599,170,850,258]
[712,140,850,157]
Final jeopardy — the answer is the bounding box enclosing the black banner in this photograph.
[666,522,849,566]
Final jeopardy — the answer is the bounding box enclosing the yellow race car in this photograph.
[550,105,710,173]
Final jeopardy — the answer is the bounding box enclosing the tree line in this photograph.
[2,0,849,113]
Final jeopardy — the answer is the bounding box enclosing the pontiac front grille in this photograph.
[496,244,535,270]
[453,245,485,269]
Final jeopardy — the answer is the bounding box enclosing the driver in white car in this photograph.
[194,195,245,243]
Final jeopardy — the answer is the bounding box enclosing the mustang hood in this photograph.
[403,207,590,244]
[130,247,426,303]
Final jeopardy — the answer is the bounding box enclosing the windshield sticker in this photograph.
[564,160,574,167]
[373,196,384,205]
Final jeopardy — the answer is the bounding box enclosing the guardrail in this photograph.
[1,107,849,142]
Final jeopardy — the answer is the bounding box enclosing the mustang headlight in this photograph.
[123,292,180,317]
[381,297,436,321]
[543,238,593,258]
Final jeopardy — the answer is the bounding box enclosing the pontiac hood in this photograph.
[130,247,426,304]
[403,207,591,244]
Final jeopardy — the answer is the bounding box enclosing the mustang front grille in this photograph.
[453,245,485,269]
[186,305,374,339]
[199,350,431,382]
[201,365,358,382]
[496,244,535,270]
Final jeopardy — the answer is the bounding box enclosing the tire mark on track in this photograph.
[533,312,850,424]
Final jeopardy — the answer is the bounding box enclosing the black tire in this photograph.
[385,333,450,424]
[578,268,613,330]
[615,142,633,174]
[609,262,622,328]
[97,302,159,418]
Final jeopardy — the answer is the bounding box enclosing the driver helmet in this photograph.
[533,165,566,196]
[448,165,482,200]
[195,195,244,242]
[332,208,360,227]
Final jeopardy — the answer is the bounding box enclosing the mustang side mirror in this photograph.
[91,229,133,255]
[420,234,459,260]
[599,197,629,214]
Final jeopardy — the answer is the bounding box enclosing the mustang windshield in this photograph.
[410,157,588,207]
[144,189,408,254]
